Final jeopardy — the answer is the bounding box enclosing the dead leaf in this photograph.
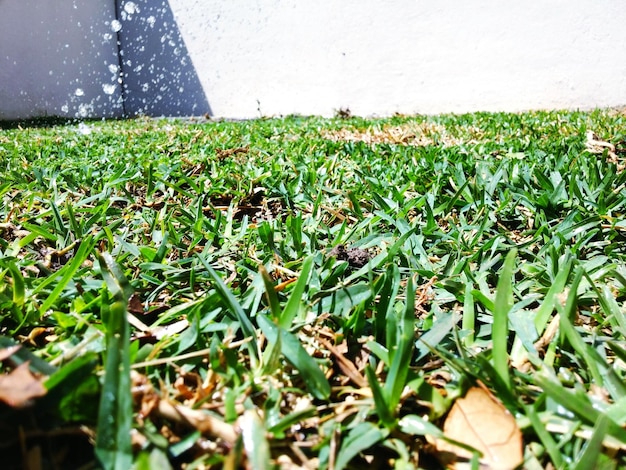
[316,337,367,388]
[0,362,47,408]
[585,130,623,170]
[128,293,144,314]
[158,399,237,444]
[131,370,236,443]
[436,386,522,469]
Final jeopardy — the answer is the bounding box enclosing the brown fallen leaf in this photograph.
[0,362,47,408]
[131,370,236,444]
[158,400,237,444]
[316,336,367,388]
[436,386,523,469]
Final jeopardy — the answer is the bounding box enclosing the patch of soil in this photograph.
[329,244,372,268]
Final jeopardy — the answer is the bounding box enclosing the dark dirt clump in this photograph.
[329,244,372,268]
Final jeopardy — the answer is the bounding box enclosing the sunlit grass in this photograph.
[1,109,626,468]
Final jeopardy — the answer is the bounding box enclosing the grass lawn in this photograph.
[1,109,626,469]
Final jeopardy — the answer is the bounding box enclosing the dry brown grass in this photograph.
[321,121,487,147]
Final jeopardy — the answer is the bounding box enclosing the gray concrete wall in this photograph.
[1,0,626,120]
[0,0,124,120]
[115,0,210,116]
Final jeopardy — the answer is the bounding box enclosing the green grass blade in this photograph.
[259,264,282,319]
[596,284,626,338]
[398,414,443,437]
[38,235,96,314]
[524,404,564,469]
[334,422,388,470]
[493,248,517,390]
[152,231,169,264]
[257,314,330,400]
[471,289,495,313]
[98,251,133,300]
[1,259,25,308]
[365,365,395,427]
[49,198,68,238]
[95,252,133,470]
[534,256,572,332]
[461,275,475,347]
[279,255,313,329]
[199,254,259,363]
[416,310,460,362]
[572,415,609,470]
[375,264,401,344]
[559,307,604,388]
[240,409,271,470]
[384,274,415,411]
[267,407,317,437]
[535,373,626,443]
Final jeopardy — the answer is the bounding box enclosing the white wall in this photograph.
[169,0,626,117]
[0,0,123,120]
[1,0,626,120]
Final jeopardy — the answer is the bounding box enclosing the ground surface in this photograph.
[1,110,626,469]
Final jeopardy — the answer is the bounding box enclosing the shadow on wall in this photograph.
[117,0,211,117]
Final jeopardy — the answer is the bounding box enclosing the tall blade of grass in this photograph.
[145,161,154,196]
[198,254,259,363]
[65,200,82,238]
[471,289,495,313]
[98,252,133,300]
[152,231,169,264]
[259,264,281,319]
[536,373,626,443]
[493,248,517,390]
[533,256,572,333]
[257,221,277,255]
[524,404,565,469]
[572,415,609,470]
[279,255,313,329]
[365,365,394,427]
[424,196,437,233]
[346,190,364,220]
[416,310,460,362]
[260,316,283,375]
[375,263,400,344]
[267,407,317,437]
[441,177,471,213]
[257,314,330,400]
[95,252,133,470]
[558,270,607,391]
[384,275,415,412]
[38,235,96,314]
[0,259,25,311]
[286,213,305,256]
[462,274,475,347]
[49,198,68,238]
[240,409,271,470]
[595,284,626,338]
[334,422,388,470]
